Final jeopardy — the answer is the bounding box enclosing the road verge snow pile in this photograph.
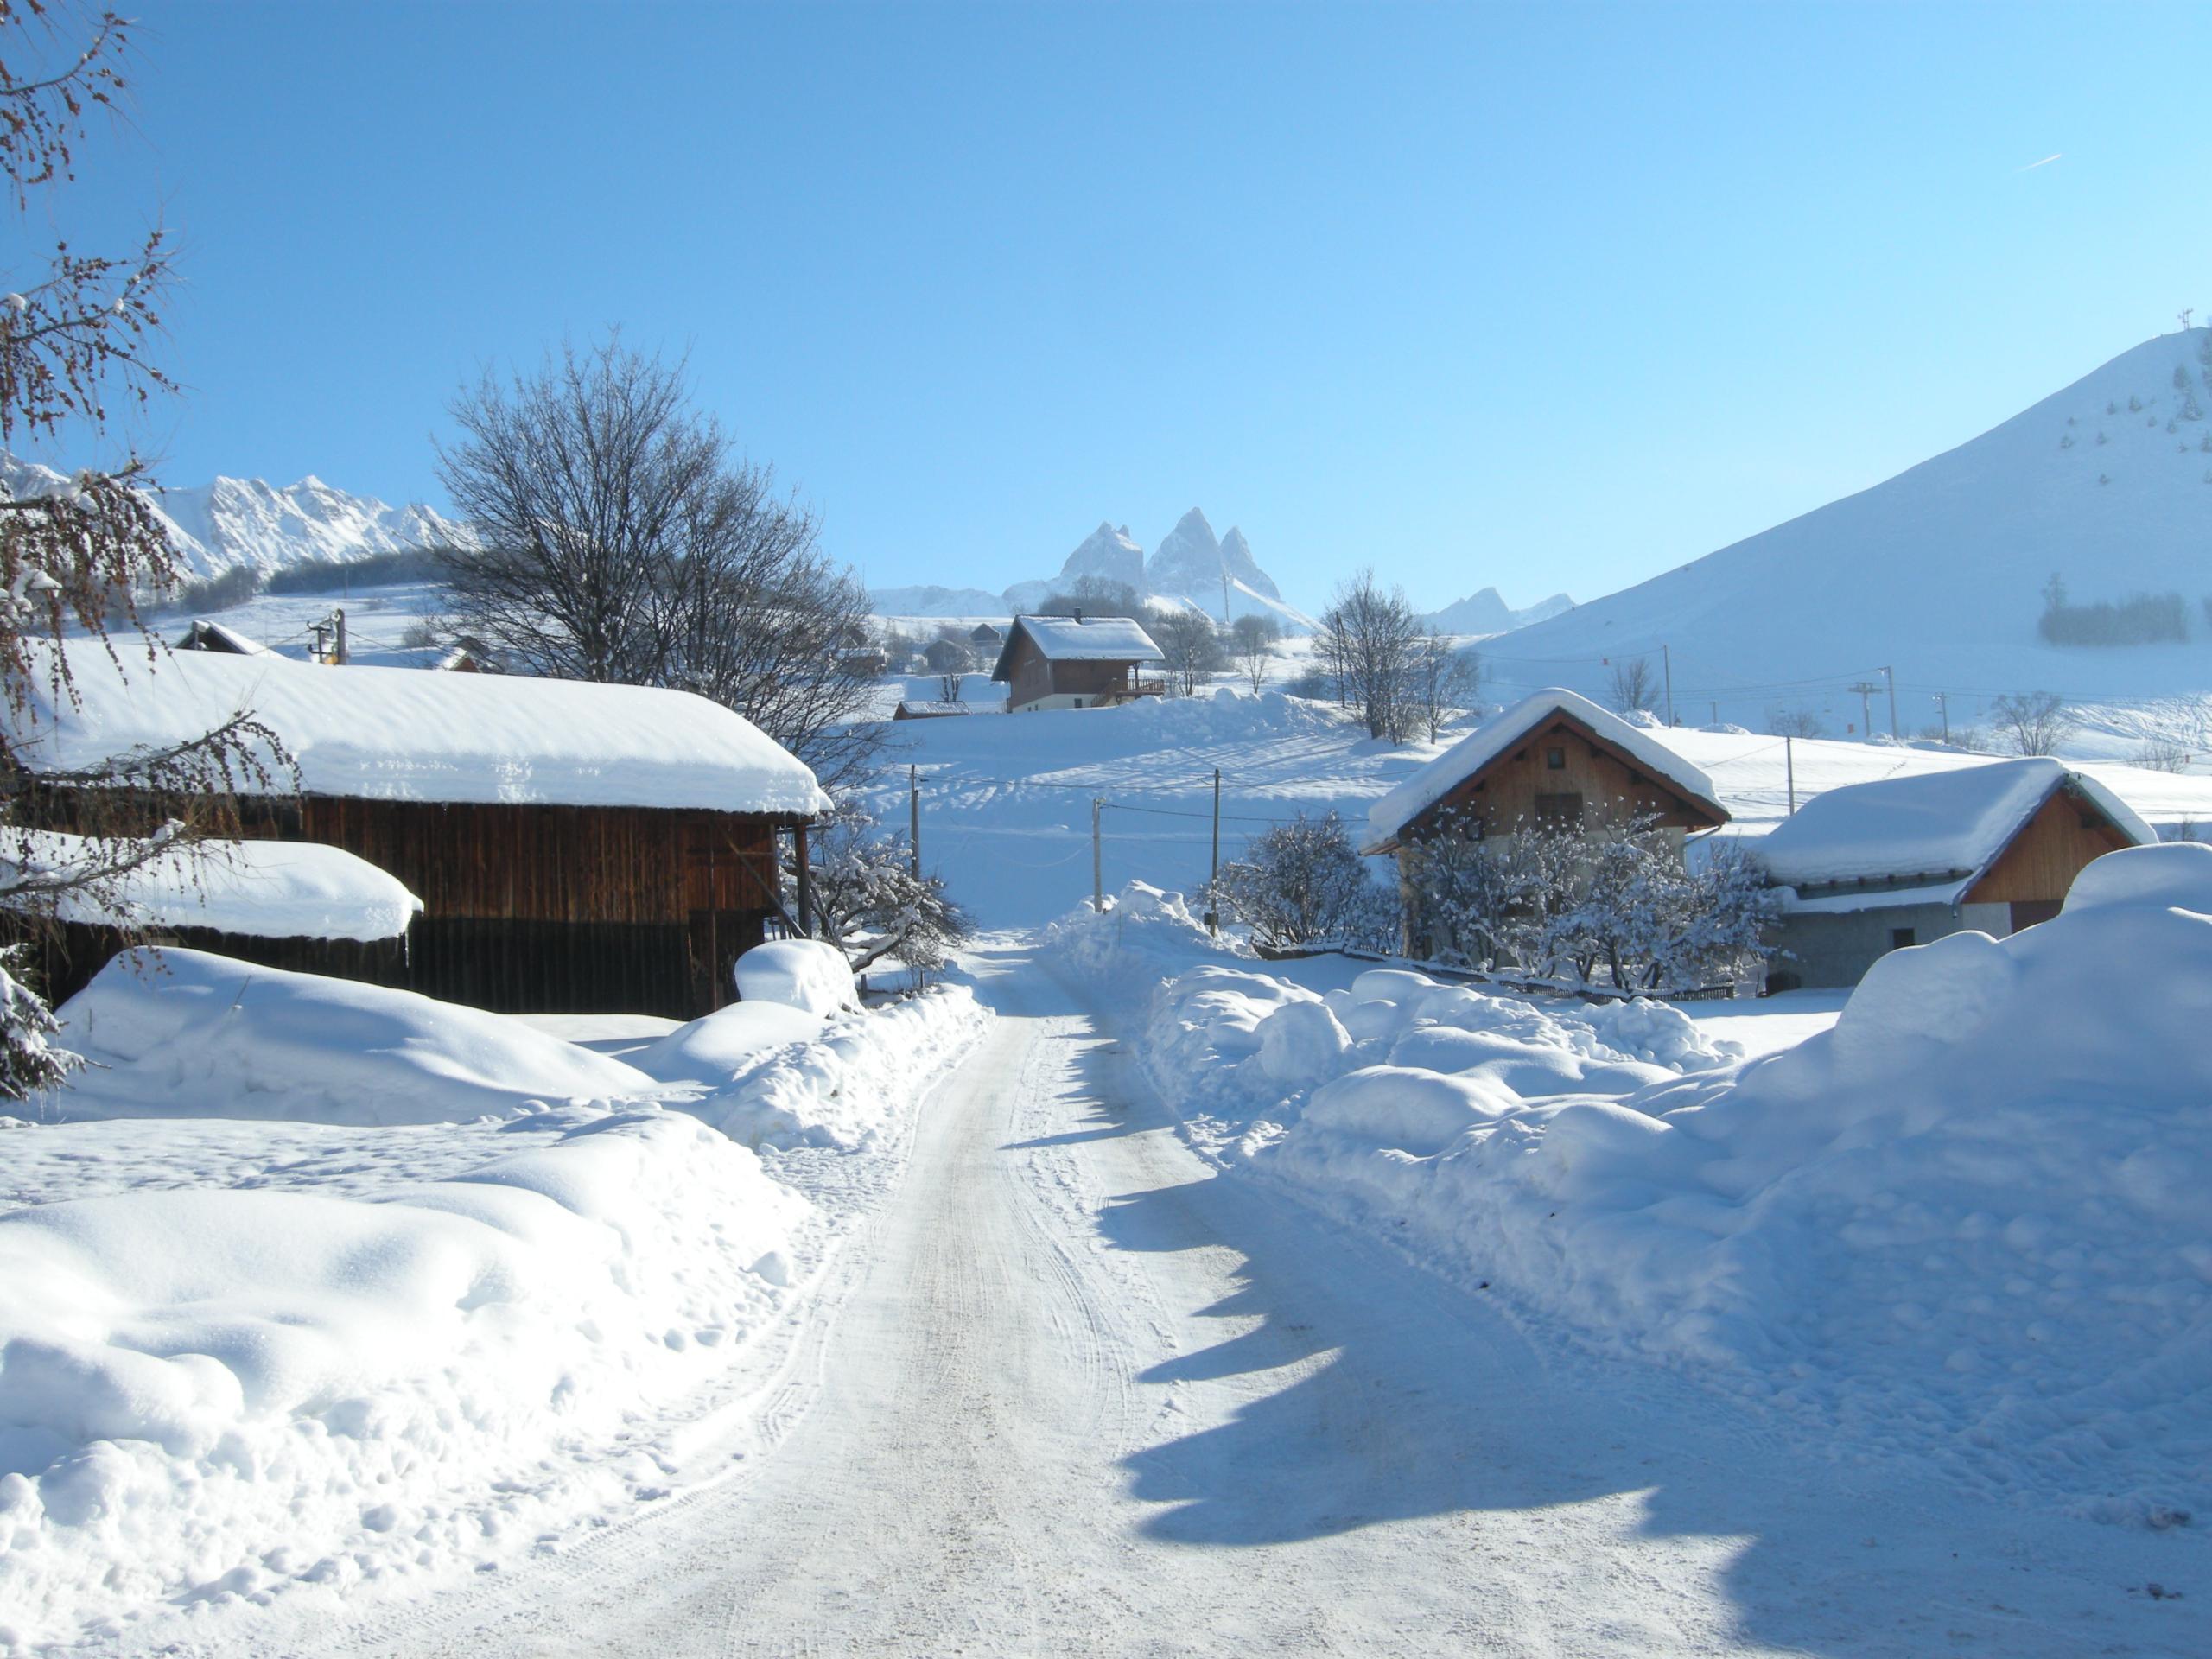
[1116,843,2212,1523]
[49,949,657,1127]
[0,1109,805,1651]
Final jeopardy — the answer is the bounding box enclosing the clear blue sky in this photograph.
[33,0,2212,612]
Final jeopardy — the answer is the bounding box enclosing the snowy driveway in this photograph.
[236,950,2202,1659]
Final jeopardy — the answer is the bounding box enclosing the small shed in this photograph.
[6,827,422,1005]
[969,622,1003,649]
[1365,687,1729,855]
[1749,758,2154,989]
[1364,689,1729,959]
[920,638,974,674]
[10,642,830,1018]
[989,614,1165,712]
[175,620,273,656]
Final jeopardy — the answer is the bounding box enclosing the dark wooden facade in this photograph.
[998,632,1160,711]
[1958,785,2137,931]
[27,789,798,1020]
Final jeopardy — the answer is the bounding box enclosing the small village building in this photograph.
[9,828,423,1005]
[175,620,274,656]
[1750,758,2155,989]
[969,622,1002,650]
[1363,688,1731,957]
[10,642,830,1018]
[988,615,1165,713]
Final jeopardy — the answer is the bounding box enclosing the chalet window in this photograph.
[1545,746,1567,770]
[1534,791,1582,825]
[1890,927,1916,950]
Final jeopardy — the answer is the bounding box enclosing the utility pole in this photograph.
[1847,679,1880,738]
[1785,735,1796,815]
[309,619,330,664]
[908,766,920,879]
[1709,700,1719,727]
[1881,664,1897,739]
[333,607,347,667]
[1091,799,1104,913]
[1222,568,1232,628]
[1661,644,1675,727]
[1206,767,1221,935]
[1934,691,1950,745]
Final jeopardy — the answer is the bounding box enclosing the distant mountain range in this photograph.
[1486,327,2212,725]
[873,508,1319,631]
[0,456,467,581]
[1422,587,1575,636]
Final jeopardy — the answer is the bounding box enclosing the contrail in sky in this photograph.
[2017,153,2063,172]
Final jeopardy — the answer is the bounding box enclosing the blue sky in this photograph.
[31,0,2212,611]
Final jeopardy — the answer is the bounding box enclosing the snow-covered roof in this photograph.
[3,827,420,942]
[991,614,1162,679]
[1364,688,1727,851]
[177,620,273,657]
[1751,758,2155,899]
[11,641,830,817]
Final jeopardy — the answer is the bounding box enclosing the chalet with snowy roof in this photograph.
[989,614,1165,713]
[1751,758,2154,990]
[9,642,830,1018]
[175,620,273,657]
[969,622,1002,649]
[1364,689,1730,957]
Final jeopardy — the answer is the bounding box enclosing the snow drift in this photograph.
[1097,845,2212,1523]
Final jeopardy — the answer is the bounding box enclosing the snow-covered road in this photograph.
[238,949,2201,1658]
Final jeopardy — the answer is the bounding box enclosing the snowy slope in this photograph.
[1423,586,1574,635]
[863,583,1009,618]
[1485,328,2212,724]
[1,454,467,581]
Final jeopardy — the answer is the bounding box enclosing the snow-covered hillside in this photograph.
[1486,329,2212,727]
[1,455,467,581]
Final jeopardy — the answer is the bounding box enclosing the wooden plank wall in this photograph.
[1412,719,1716,838]
[1967,790,2136,906]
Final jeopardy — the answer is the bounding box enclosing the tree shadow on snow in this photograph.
[1068,1029,2209,1658]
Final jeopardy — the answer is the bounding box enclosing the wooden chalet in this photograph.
[1363,688,1729,957]
[11,643,830,1019]
[969,622,1003,650]
[989,614,1165,713]
[921,638,973,674]
[1750,758,2153,989]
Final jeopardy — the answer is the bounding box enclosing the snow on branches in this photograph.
[1206,810,1400,955]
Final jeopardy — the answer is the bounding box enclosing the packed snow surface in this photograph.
[2,829,419,942]
[1080,845,2212,1527]
[732,939,855,1017]
[1751,755,2155,889]
[10,640,830,815]
[0,945,989,1652]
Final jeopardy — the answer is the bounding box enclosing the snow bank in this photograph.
[629,1000,824,1086]
[683,985,990,1150]
[1118,843,2212,1524]
[734,938,855,1015]
[3,829,419,943]
[0,1109,807,1651]
[49,950,656,1127]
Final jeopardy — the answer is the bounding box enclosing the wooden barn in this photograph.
[989,614,1164,713]
[10,642,830,1018]
[1750,758,2155,989]
[1363,688,1730,957]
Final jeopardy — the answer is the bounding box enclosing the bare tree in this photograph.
[0,5,290,1091]
[1407,631,1479,741]
[2134,734,2191,772]
[1230,612,1280,694]
[1607,657,1658,715]
[436,335,881,793]
[1320,569,1422,739]
[1765,707,1827,739]
[1151,606,1224,696]
[1989,690,2076,756]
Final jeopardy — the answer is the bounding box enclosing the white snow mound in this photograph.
[734,939,855,1016]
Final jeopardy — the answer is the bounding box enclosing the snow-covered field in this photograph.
[0,950,988,1654]
[1046,848,2212,1535]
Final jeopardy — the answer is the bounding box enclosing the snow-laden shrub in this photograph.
[1205,810,1398,954]
[802,806,970,983]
